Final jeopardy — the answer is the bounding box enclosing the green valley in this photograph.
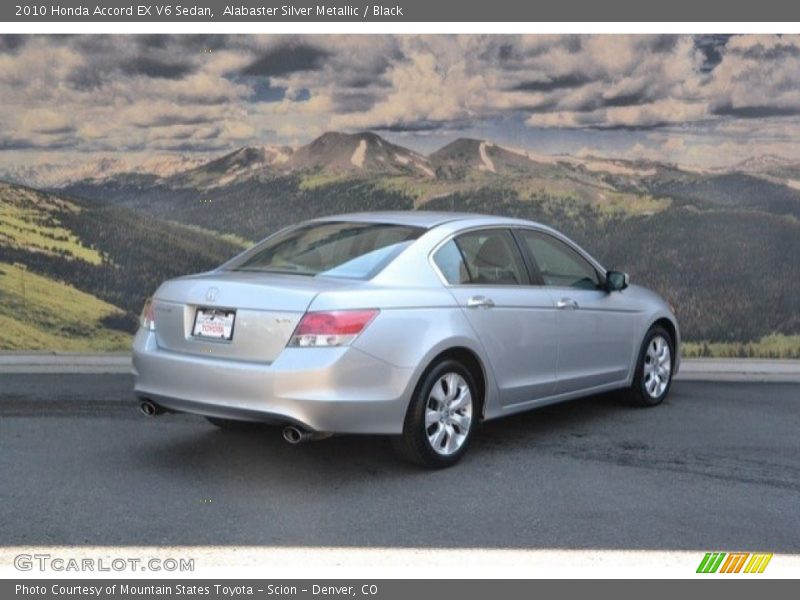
[0,181,243,350]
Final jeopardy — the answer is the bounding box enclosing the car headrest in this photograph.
[474,236,512,269]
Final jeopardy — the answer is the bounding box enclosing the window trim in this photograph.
[428,224,607,289]
[509,228,545,286]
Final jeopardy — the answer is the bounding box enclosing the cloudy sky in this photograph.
[2,34,800,168]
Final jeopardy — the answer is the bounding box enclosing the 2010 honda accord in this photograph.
[134,212,679,467]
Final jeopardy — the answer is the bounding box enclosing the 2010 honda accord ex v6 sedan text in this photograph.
[134,212,680,468]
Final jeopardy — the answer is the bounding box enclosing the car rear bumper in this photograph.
[132,329,414,434]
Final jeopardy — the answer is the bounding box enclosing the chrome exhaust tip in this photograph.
[282,425,306,444]
[139,400,161,417]
[281,425,332,444]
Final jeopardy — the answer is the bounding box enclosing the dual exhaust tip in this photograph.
[282,425,309,444]
[140,400,324,445]
[139,400,163,417]
[282,425,330,444]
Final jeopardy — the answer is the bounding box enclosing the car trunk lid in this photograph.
[151,271,353,363]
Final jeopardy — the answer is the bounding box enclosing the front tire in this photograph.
[627,326,674,407]
[394,359,478,468]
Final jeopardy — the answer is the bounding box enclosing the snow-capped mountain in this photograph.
[429,138,566,176]
[287,132,434,177]
[0,154,208,188]
[167,146,293,189]
[428,138,679,181]
[731,154,798,174]
[8,132,800,195]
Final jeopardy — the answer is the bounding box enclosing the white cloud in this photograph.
[704,35,800,116]
[1,34,800,168]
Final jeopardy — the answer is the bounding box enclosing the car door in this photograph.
[432,228,558,407]
[514,228,638,394]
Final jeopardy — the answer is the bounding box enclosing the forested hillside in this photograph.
[64,176,415,241]
[0,181,243,349]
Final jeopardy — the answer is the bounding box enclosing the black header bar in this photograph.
[3,0,799,22]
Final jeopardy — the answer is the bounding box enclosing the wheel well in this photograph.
[652,318,678,375]
[427,347,487,417]
[652,317,677,349]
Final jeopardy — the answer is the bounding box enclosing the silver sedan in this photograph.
[134,212,680,467]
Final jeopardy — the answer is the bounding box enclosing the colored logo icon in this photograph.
[697,552,772,573]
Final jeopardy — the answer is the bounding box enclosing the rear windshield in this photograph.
[231,221,424,279]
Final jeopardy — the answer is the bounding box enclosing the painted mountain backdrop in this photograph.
[1,131,799,355]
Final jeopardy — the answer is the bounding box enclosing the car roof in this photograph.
[312,210,544,230]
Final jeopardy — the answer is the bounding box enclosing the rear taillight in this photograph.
[289,309,379,347]
[140,297,156,331]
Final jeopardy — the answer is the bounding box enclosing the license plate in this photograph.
[192,308,236,341]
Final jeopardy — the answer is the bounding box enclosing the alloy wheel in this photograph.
[425,372,473,455]
[643,335,671,398]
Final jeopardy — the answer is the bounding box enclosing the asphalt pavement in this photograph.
[0,374,798,552]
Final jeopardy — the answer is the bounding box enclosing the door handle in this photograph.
[556,298,579,310]
[467,295,495,309]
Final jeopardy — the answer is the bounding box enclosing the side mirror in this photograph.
[606,270,629,292]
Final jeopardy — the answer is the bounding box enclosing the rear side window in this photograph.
[233,221,423,279]
[518,230,600,289]
[432,240,470,284]
[433,229,528,285]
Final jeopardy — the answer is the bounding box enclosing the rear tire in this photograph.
[627,326,674,407]
[394,359,479,468]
